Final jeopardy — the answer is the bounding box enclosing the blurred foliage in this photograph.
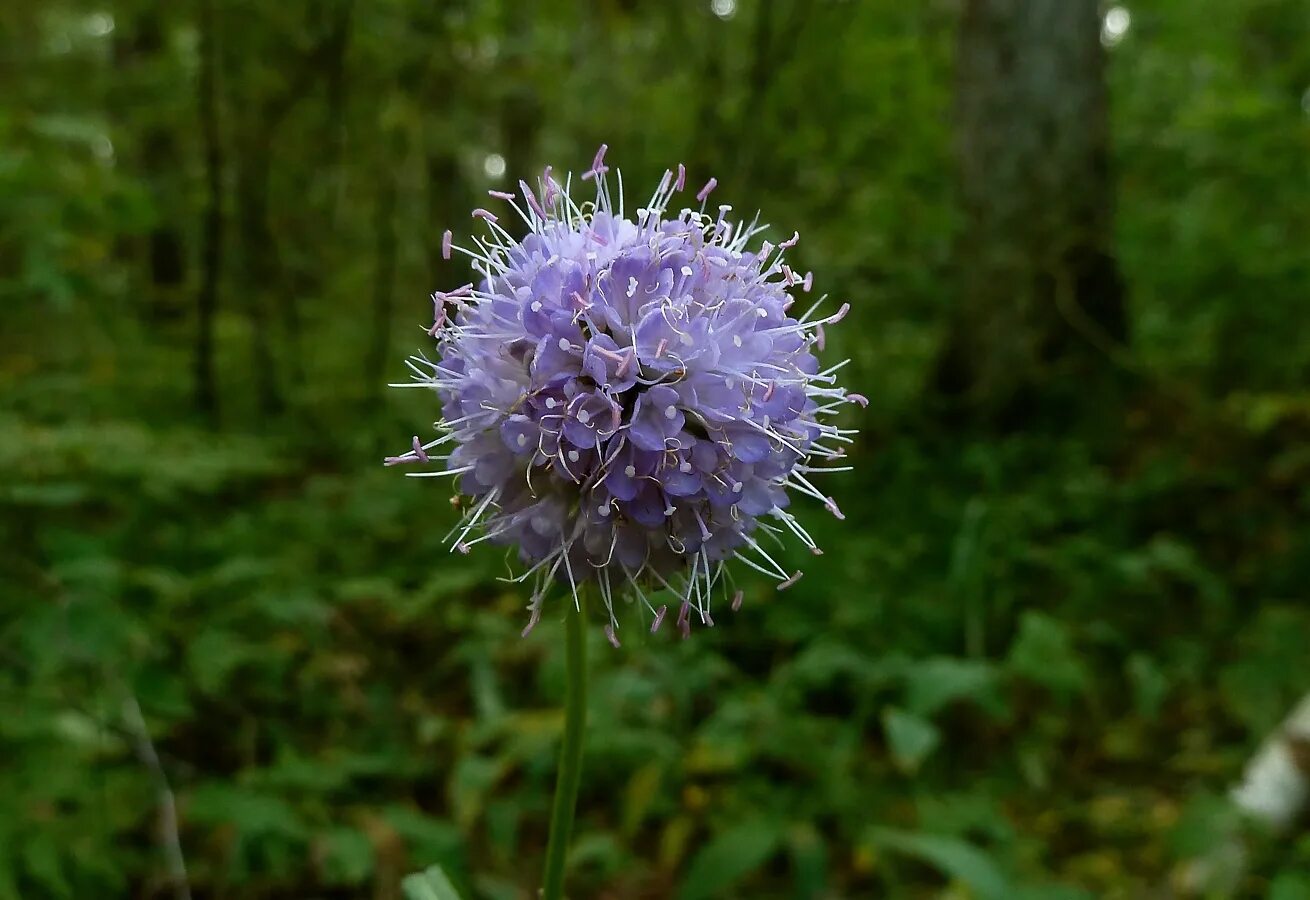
[2,0,1309,898]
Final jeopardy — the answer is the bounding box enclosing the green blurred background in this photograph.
[4,0,1310,897]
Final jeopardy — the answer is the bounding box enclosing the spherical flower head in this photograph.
[388,147,863,643]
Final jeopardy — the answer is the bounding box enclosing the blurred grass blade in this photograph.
[866,828,1010,899]
[677,821,783,900]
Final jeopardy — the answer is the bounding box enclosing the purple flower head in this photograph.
[388,149,860,642]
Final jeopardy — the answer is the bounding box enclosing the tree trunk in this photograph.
[413,2,464,294]
[224,3,352,416]
[235,143,284,416]
[194,0,222,422]
[936,0,1127,424]
[113,10,188,320]
[365,152,399,399]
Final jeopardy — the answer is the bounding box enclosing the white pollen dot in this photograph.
[757,309,768,317]
[517,434,528,447]
[598,503,610,517]
[531,301,543,312]
[545,397,557,409]
[679,461,692,473]
[627,276,638,297]
[624,465,636,477]
[577,409,591,424]
[733,335,743,347]
[681,266,693,277]
[568,450,580,462]
[664,506,675,517]
[732,481,743,492]
[558,338,570,351]
[664,405,677,419]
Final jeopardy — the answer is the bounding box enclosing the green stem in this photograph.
[542,596,587,900]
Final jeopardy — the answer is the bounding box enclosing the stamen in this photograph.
[778,570,804,591]
[521,605,542,638]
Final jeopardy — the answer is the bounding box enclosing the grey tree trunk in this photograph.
[113,11,188,319]
[936,0,1128,422]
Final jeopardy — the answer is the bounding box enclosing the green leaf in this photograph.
[1270,871,1310,900]
[866,828,1011,899]
[904,656,1002,717]
[187,784,305,841]
[677,821,783,900]
[1168,791,1243,859]
[882,706,941,774]
[382,806,463,864]
[567,832,624,875]
[449,755,507,830]
[788,824,829,899]
[318,827,375,886]
[1125,654,1169,719]
[1006,612,1088,697]
[1011,886,1096,900]
[22,836,71,899]
[621,762,663,838]
[187,629,256,696]
[402,864,463,900]
[0,862,21,900]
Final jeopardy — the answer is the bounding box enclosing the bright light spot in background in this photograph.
[483,153,506,179]
[711,0,736,20]
[86,13,115,37]
[93,135,115,165]
[1302,86,1310,117]
[1102,6,1130,47]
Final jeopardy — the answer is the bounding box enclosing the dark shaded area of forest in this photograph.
[3,1,1309,897]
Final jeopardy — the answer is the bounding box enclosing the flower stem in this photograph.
[542,596,587,900]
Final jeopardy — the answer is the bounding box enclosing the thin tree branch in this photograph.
[122,696,192,900]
